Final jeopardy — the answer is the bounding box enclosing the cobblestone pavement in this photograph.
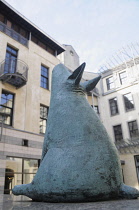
[0,195,139,210]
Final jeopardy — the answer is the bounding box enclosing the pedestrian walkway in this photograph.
[0,194,139,210]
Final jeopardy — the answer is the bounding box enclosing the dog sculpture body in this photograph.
[12,63,139,202]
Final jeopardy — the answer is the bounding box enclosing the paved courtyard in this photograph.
[0,194,139,210]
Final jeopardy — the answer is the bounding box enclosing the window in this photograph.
[40,65,49,89]
[0,13,5,23]
[4,45,18,74]
[0,13,28,39]
[47,46,55,55]
[70,50,74,56]
[91,105,99,114]
[6,20,12,28]
[119,71,127,85]
[40,105,49,134]
[94,105,99,114]
[31,35,55,55]
[0,90,14,126]
[22,139,29,147]
[134,156,139,183]
[4,157,39,194]
[113,125,123,142]
[38,41,46,50]
[128,120,138,139]
[20,28,28,38]
[109,97,119,116]
[123,93,134,111]
[106,76,114,90]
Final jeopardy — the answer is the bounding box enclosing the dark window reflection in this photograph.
[119,71,127,85]
[123,93,134,111]
[40,105,49,134]
[0,90,14,126]
[109,97,119,116]
[106,76,114,90]
[113,124,123,142]
[4,157,39,194]
[4,46,17,74]
[128,120,138,139]
[40,65,49,89]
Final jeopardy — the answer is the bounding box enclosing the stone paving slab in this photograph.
[0,195,139,210]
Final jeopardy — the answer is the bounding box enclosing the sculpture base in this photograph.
[1,194,139,210]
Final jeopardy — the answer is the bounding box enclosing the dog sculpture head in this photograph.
[52,62,101,95]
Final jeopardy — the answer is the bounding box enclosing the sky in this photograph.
[6,0,139,72]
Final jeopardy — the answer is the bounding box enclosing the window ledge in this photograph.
[110,113,120,117]
[40,86,50,92]
[125,108,135,112]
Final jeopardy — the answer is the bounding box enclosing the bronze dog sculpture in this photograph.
[12,63,139,202]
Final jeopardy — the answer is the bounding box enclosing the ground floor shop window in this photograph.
[4,157,39,194]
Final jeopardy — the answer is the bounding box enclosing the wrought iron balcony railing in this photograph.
[0,59,28,88]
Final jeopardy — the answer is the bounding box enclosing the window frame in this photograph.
[128,120,139,139]
[113,124,123,142]
[40,104,49,134]
[134,155,139,184]
[119,71,127,85]
[123,92,135,112]
[91,105,99,115]
[94,105,99,115]
[0,90,14,126]
[40,65,49,90]
[106,76,114,91]
[109,97,119,116]
[4,156,39,194]
[5,45,18,74]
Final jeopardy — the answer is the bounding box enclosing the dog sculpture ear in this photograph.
[81,75,101,92]
[68,63,86,85]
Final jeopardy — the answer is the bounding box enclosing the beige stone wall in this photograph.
[0,126,44,194]
[87,95,99,107]
[0,31,60,134]
[0,31,62,194]
[120,154,139,190]
[87,96,92,105]
[58,45,79,71]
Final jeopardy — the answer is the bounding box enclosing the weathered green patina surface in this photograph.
[12,63,139,202]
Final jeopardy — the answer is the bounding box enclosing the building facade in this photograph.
[0,0,65,194]
[99,57,139,190]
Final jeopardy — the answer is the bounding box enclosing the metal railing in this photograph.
[115,138,139,154]
[0,59,28,88]
[0,59,28,79]
[0,21,28,46]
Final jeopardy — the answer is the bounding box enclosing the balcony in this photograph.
[0,22,28,46]
[0,59,28,88]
